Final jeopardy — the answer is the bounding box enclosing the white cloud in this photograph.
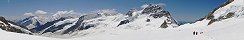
[35,10,47,15]
[23,13,34,16]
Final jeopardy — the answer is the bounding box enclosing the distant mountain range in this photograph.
[0,4,179,37]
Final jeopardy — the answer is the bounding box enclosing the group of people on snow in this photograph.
[193,31,203,35]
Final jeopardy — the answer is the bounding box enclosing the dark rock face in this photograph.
[62,15,95,34]
[160,21,168,28]
[141,4,174,22]
[203,0,235,25]
[0,16,25,33]
[207,12,235,25]
[62,16,84,34]
[117,20,130,26]
[142,4,162,14]
[208,19,218,25]
[226,12,235,18]
[0,16,10,25]
[150,11,171,18]
[141,4,171,18]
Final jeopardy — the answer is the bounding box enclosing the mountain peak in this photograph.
[141,4,164,14]
[118,4,178,28]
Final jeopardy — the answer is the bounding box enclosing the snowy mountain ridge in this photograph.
[118,4,178,29]
[203,0,244,25]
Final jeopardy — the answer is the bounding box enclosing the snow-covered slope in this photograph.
[205,18,244,40]
[204,0,244,25]
[0,29,63,40]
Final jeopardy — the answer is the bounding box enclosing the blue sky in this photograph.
[0,0,225,22]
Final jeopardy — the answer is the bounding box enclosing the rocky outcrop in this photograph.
[142,4,162,14]
[117,20,130,26]
[160,21,168,28]
[205,0,234,20]
[202,0,235,25]
[208,12,235,25]
[0,16,10,25]
[0,16,25,33]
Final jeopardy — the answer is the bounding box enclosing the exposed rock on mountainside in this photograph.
[0,16,28,33]
[205,0,234,20]
[160,21,168,28]
[201,0,235,25]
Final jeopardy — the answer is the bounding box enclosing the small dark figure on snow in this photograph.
[196,32,198,35]
[200,32,203,34]
[193,31,198,35]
